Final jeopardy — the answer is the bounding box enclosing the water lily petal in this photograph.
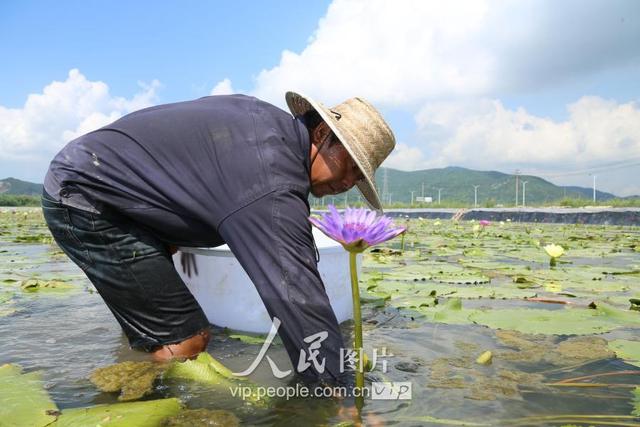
[310,206,406,252]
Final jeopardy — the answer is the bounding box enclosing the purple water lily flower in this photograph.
[309,205,406,253]
[479,220,491,227]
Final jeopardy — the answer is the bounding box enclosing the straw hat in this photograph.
[285,91,395,212]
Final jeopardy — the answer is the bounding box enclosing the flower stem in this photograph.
[349,251,364,390]
[550,257,557,267]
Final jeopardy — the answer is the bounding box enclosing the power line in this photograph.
[534,156,640,178]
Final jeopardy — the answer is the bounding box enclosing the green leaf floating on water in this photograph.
[52,398,182,426]
[608,339,640,368]
[227,333,268,345]
[358,288,390,307]
[164,352,267,406]
[469,303,640,335]
[382,262,491,284]
[365,280,535,302]
[165,351,238,382]
[20,279,77,293]
[224,329,281,346]
[0,290,17,317]
[632,387,640,417]
[0,363,184,427]
[0,364,59,427]
[419,298,475,325]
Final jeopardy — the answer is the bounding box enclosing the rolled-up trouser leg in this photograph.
[41,189,210,351]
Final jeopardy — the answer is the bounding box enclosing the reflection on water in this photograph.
[2,221,640,426]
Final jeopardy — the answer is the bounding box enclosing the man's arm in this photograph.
[217,189,350,384]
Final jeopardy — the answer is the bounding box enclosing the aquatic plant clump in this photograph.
[90,361,166,401]
[160,408,240,427]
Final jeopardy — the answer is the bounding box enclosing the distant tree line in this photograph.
[0,194,40,206]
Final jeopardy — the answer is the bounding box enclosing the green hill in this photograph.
[0,178,43,196]
[312,166,617,207]
[0,169,624,208]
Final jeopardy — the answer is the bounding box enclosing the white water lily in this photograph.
[473,224,481,233]
[434,220,441,226]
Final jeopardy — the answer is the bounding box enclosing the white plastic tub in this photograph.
[172,228,357,333]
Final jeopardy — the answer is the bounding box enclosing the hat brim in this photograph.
[285,91,383,212]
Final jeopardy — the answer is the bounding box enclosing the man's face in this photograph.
[309,139,364,198]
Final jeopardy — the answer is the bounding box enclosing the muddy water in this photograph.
[2,219,640,425]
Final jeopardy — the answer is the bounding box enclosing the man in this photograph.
[42,92,395,385]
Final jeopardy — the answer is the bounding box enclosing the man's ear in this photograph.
[311,121,328,146]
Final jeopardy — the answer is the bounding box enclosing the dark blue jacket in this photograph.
[46,95,311,247]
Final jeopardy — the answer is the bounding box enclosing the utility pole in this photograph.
[515,169,520,207]
[388,193,392,205]
[421,182,425,198]
[411,191,415,207]
[438,188,443,204]
[522,181,528,207]
[592,175,597,203]
[382,168,388,205]
[473,185,479,208]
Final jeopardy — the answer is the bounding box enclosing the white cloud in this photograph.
[0,69,160,163]
[412,96,640,195]
[252,0,640,108]
[210,78,235,96]
[382,143,429,171]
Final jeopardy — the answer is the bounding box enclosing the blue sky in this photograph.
[0,1,330,105]
[2,0,639,196]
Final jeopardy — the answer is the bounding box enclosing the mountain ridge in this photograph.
[3,166,632,206]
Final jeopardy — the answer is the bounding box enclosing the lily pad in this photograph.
[384,262,491,284]
[0,290,16,316]
[0,364,59,427]
[608,339,640,368]
[633,387,640,417]
[226,332,270,346]
[469,303,640,335]
[20,279,77,293]
[418,298,476,325]
[53,398,182,426]
[164,352,266,406]
[365,280,419,298]
[432,283,535,300]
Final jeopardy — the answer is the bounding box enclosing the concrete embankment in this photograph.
[380,207,640,226]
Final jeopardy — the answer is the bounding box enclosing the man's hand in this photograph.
[180,252,198,278]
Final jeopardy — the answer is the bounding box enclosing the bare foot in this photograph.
[151,328,211,362]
